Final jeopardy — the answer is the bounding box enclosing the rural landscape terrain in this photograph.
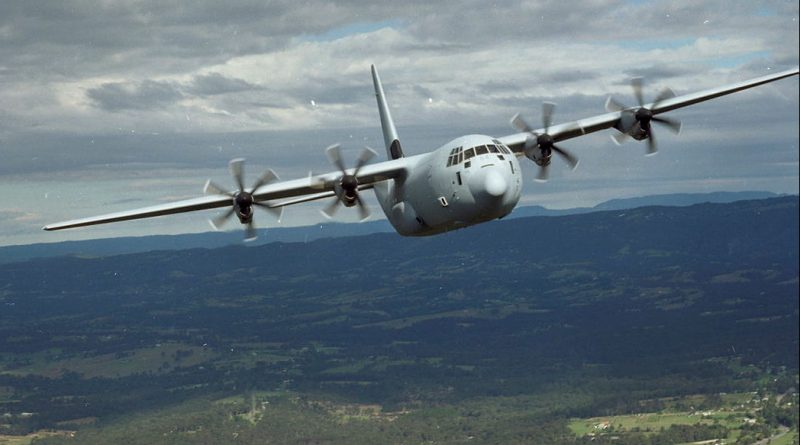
[0,196,797,444]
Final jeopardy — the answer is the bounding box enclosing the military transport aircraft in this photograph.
[44,65,799,240]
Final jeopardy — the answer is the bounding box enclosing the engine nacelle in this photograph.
[615,111,649,141]
[526,146,552,167]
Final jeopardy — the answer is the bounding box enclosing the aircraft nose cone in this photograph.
[484,170,507,198]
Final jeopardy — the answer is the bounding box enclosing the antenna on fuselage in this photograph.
[371,65,404,160]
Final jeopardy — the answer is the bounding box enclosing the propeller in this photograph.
[511,102,579,182]
[204,158,282,241]
[319,144,376,221]
[605,77,682,155]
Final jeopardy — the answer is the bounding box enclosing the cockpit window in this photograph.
[448,144,505,166]
[447,146,463,167]
[463,148,475,161]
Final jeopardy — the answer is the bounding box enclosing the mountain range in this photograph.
[0,190,782,264]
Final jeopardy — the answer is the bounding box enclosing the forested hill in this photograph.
[0,196,797,444]
[9,195,796,282]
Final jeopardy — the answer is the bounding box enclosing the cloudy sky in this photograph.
[0,0,797,246]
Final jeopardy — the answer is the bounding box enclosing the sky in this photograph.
[0,0,798,246]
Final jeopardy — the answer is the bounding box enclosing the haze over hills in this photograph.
[0,190,782,264]
[0,195,796,444]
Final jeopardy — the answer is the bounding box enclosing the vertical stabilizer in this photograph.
[371,65,404,160]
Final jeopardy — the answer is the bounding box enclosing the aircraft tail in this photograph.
[371,65,404,160]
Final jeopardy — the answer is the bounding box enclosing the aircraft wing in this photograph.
[497,67,799,151]
[43,157,409,231]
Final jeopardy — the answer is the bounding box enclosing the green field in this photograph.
[2,343,217,379]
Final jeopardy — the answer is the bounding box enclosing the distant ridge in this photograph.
[509,190,781,218]
[0,191,786,264]
[591,191,782,211]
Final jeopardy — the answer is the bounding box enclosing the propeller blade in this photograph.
[253,201,283,221]
[535,164,550,182]
[325,144,346,173]
[244,221,257,242]
[353,146,377,176]
[605,97,628,112]
[229,158,246,192]
[652,87,676,108]
[250,169,279,193]
[204,180,233,197]
[611,132,629,145]
[551,144,579,170]
[644,123,657,155]
[355,195,370,221]
[511,113,534,133]
[652,116,682,134]
[542,102,556,133]
[210,207,235,230]
[631,77,644,107]
[320,198,341,219]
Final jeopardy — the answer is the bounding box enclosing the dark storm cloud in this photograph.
[85,73,266,112]
[187,73,262,96]
[86,80,184,111]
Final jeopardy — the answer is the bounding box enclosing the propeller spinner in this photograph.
[318,144,376,221]
[204,158,282,241]
[511,102,579,182]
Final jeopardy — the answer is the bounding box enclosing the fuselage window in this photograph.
[475,145,488,156]
[488,144,499,153]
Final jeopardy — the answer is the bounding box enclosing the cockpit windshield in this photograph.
[447,144,511,167]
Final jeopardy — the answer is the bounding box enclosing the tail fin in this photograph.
[371,65,404,160]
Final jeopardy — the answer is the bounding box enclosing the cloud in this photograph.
[186,73,262,96]
[622,63,704,80]
[86,80,184,111]
[0,210,39,223]
[0,0,796,245]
